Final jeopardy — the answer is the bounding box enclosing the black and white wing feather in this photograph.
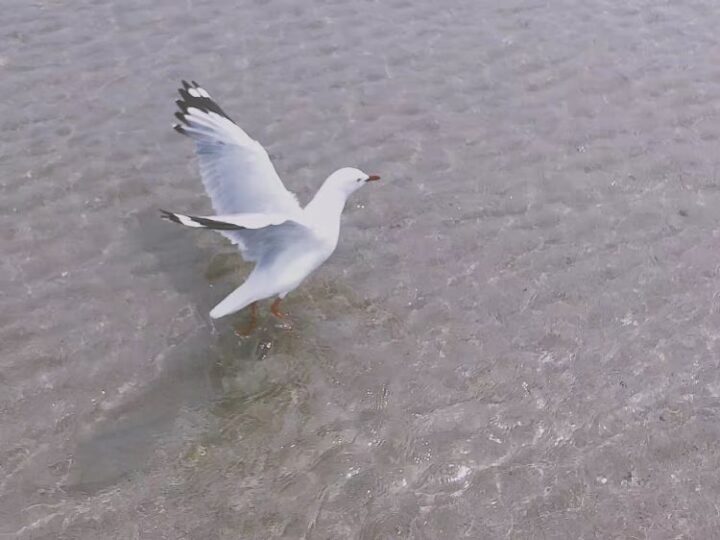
[160,209,318,263]
[174,81,300,217]
[160,209,293,231]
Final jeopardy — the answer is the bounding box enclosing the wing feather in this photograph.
[174,81,300,217]
[160,209,318,263]
[172,81,302,258]
[160,210,293,230]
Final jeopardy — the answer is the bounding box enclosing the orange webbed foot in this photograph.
[270,298,293,330]
[270,298,287,319]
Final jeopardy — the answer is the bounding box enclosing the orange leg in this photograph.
[234,302,258,336]
[270,298,287,319]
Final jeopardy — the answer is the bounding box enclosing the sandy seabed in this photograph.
[3,0,720,538]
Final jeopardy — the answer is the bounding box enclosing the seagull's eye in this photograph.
[356,178,362,183]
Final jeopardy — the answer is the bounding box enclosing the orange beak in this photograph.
[367,175,381,182]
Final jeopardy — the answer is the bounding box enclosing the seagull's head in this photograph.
[325,167,381,197]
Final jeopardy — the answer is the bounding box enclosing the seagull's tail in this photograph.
[210,282,259,319]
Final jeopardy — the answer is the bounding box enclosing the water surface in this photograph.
[3,0,720,537]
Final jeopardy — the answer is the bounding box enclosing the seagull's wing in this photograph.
[160,209,290,230]
[173,80,300,217]
[160,209,317,263]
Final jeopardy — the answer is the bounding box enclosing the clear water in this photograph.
[3,0,720,537]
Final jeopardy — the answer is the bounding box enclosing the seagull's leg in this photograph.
[270,298,287,319]
[234,302,258,336]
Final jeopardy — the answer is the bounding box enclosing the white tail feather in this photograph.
[210,283,257,319]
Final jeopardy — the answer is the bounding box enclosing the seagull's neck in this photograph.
[304,183,349,239]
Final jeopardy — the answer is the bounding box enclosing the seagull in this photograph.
[161,81,380,329]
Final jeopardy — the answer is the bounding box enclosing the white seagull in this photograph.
[161,81,380,329]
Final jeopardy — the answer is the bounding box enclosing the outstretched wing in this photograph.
[160,209,317,263]
[160,209,291,231]
[173,80,300,217]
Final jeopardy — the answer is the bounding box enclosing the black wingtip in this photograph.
[174,80,235,123]
[178,87,193,103]
[189,215,246,230]
[160,209,181,224]
[175,99,188,112]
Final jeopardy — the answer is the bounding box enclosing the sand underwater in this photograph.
[3,0,720,538]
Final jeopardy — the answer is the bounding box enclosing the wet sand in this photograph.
[3,0,720,537]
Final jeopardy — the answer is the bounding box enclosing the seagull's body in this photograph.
[161,81,379,321]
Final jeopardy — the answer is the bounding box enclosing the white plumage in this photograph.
[163,81,380,320]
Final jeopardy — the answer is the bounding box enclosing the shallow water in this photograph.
[4,0,720,537]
